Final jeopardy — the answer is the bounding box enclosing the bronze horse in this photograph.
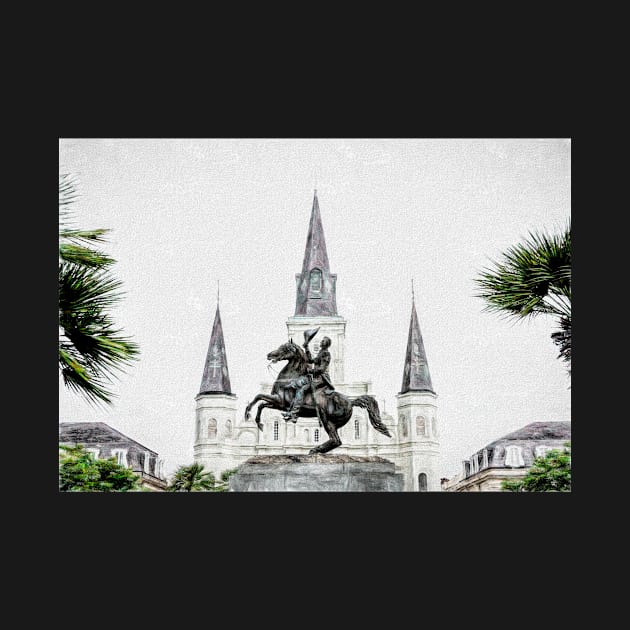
[244,340,392,454]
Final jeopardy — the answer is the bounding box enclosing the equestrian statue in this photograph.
[244,327,392,454]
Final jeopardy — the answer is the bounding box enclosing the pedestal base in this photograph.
[229,454,404,492]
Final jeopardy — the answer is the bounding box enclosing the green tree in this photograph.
[502,442,571,492]
[166,463,238,492]
[474,220,571,375]
[59,444,142,492]
[59,174,140,406]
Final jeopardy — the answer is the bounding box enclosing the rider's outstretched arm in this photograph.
[303,344,314,363]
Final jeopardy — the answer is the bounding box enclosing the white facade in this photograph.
[193,191,440,491]
[193,313,441,491]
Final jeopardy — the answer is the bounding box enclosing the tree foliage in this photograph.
[502,442,571,492]
[59,174,140,406]
[166,463,238,492]
[59,443,142,492]
[474,220,571,375]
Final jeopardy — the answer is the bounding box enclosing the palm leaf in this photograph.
[59,174,139,406]
[473,219,571,375]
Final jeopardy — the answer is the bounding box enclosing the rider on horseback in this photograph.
[282,331,335,423]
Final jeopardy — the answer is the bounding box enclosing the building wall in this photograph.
[59,422,168,491]
[442,432,570,492]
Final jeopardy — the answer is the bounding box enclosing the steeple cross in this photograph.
[208,344,222,377]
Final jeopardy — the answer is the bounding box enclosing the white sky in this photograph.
[58,138,571,480]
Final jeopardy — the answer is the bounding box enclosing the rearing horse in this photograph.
[244,340,392,454]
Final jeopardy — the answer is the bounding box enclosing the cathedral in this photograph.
[193,191,440,491]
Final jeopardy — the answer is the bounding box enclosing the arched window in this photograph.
[504,445,525,467]
[418,473,428,492]
[304,428,309,442]
[207,418,217,439]
[309,268,322,293]
[416,416,426,437]
[400,415,408,438]
[314,429,320,442]
[354,418,360,439]
[273,420,279,441]
[226,419,232,437]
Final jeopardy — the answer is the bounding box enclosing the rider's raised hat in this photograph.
[303,327,320,345]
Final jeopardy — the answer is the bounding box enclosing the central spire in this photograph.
[294,190,338,316]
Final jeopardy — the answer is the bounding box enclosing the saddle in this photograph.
[312,374,335,395]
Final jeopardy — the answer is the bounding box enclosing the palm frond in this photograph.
[474,220,571,322]
[59,242,116,268]
[58,201,139,406]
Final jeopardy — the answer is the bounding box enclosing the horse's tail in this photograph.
[352,395,392,437]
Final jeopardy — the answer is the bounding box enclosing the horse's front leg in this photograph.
[254,403,277,430]
[245,393,274,420]
[245,393,281,431]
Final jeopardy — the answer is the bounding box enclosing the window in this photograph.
[304,428,309,442]
[309,268,322,293]
[226,419,232,437]
[471,453,486,473]
[111,449,128,468]
[314,429,320,442]
[535,445,561,459]
[354,418,360,439]
[416,416,426,437]
[418,473,428,492]
[144,452,152,473]
[504,445,525,467]
[207,418,217,439]
[400,415,408,438]
[273,420,279,441]
[85,447,100,459]
[432,417,438,437]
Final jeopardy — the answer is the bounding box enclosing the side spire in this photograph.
[199,291,232,395]
[294,190,338,316]
[400,283,434,394]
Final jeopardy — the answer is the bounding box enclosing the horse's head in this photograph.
[267,341,301,364]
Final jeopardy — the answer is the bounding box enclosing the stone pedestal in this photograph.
[229,454,404,492]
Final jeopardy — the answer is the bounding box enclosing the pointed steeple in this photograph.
[294,190,338,316]
[199,291,232,395]
[400,281,434,394]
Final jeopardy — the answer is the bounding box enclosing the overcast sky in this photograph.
[58,138,571,480]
